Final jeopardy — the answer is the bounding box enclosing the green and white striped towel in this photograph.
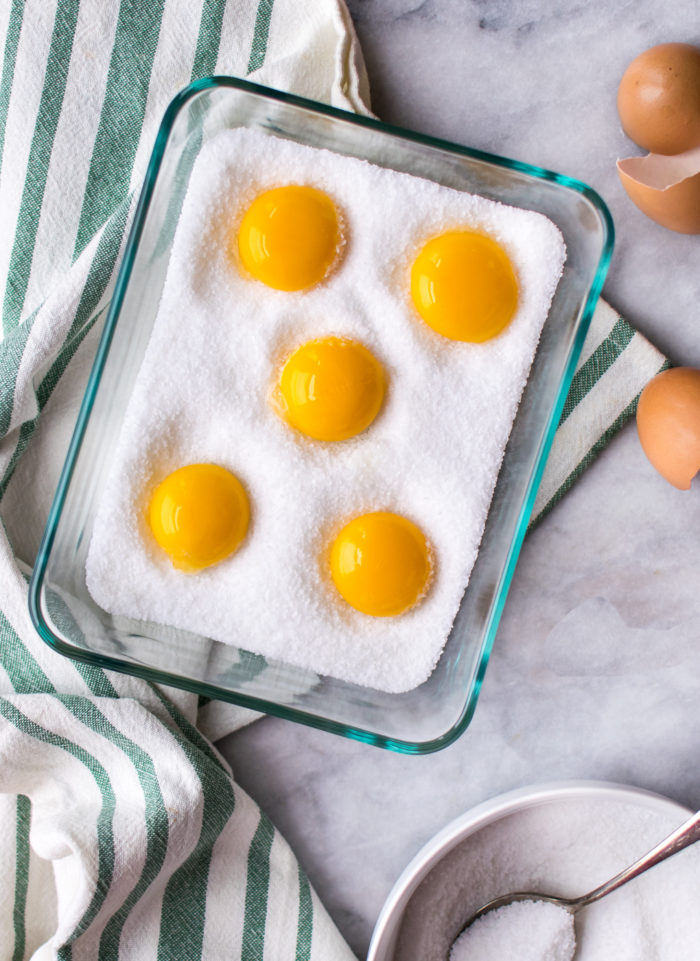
[0,1,365,958]
[0,0,668,958]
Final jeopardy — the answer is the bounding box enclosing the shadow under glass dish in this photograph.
[29,78,613,753]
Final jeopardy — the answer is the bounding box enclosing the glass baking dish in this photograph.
[29,77,613,754]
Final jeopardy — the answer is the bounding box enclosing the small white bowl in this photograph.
[367,780,695,961]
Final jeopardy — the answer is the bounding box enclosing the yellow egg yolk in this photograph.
[237,185,340,291]
[330,511,431,617]
[410,230,518,342]
[277,337,386,442]
[148,464,250,571]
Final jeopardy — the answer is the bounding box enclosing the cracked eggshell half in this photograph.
[617,144,700,234]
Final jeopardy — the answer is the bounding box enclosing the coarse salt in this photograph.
[449,900,575,961]
[394,796,700,961]
[86,127,565,692]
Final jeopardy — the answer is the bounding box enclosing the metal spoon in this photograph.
[453,807,700,944]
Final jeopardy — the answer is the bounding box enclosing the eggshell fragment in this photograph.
[636,367,700,489]
[617,144,700,233]
[617,42,700,155]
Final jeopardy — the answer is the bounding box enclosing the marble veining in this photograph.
[220,3,700,957]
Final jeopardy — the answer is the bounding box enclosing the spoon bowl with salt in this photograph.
[451,807,700,958]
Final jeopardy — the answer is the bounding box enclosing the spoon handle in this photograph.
[577,808,700,910]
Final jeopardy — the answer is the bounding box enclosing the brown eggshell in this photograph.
[617,42,700,155]
[617,144,700,233]
[636,367,700,489]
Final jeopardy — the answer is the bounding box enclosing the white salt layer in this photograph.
[395,796,700,961]
[449,900,575,961]
[86,127,565,692]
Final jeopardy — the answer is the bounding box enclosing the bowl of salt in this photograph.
[368,780,700,961]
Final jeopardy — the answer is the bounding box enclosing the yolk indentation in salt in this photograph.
[330,511,431,617]
[410,230,518,342]
[277,337,386,442]
[148,464,249,571]
[237,185,340,291]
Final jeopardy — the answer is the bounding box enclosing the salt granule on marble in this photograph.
[86,127,565,692]
[449,900,575,961]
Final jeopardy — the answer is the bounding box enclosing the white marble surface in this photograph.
[218,3,700,958]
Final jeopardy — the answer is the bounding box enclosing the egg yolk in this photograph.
[277,337,386,441]
[148,464,250,571]
[330,511,431,617]
[237,185,340,291]
[410,230,518,342]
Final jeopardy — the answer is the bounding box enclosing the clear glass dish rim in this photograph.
[28,76,614,754]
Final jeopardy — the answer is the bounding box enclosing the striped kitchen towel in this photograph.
[0,1,365,958]
[0,0,667,958]
[531,297,667,523]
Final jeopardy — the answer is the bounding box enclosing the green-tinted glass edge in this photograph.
[29,76,614,755]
